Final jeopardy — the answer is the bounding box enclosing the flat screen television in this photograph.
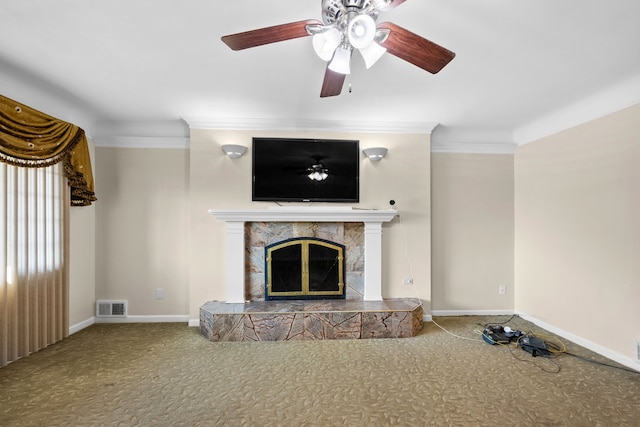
[252,137,359,203]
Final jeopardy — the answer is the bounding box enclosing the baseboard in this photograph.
[431,309,515,317]
[422,314,432,322]
[518,312,640,373]
[69,317,96,335]
[94,315,191,324]
[188,319,200,327]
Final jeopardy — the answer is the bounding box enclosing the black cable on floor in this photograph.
[564,352,640,375]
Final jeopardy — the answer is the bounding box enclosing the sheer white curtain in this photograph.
[0,161,68,367]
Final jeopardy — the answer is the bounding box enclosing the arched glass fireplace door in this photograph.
[265,237,345,300]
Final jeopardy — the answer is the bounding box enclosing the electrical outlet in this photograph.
[155,288,165,300]
[403,278,413,285]
[498,285,506,295]
[635,339,640,363]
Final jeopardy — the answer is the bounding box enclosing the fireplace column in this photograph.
[224,220,246,303]
[363,222,384,301]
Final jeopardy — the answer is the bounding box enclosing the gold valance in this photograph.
[0,94,96,206]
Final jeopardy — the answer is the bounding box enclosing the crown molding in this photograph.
[182,117,439,134]
[430,141,517,154]
[514,74,640,145]
[430,127,517,154]
[93,136,190,149]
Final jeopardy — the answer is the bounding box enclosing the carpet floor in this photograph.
[1,315,639,426]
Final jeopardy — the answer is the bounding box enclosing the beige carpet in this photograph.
[1,315,639,426]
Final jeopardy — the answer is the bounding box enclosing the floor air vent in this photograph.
[96,300,127,318]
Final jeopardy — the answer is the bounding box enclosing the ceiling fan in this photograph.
[221,0,455,98]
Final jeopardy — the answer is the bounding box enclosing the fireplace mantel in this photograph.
[209,207,397,223]
[209,207,397,303]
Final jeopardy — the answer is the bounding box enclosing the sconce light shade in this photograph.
[363,147,388,161]
[221,144,247,159]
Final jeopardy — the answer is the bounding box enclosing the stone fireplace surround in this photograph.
[200,207,423,341]
[211,207,397,302]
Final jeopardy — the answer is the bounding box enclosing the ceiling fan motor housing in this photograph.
[322,0,378,25]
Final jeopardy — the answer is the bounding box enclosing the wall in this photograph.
[431,153,515,312]
[68,138,97,330]
[95,147,190,317]
[515,103,640,363]
[188,129,431,319]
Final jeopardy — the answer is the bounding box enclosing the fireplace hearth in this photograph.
[200,299,423,341]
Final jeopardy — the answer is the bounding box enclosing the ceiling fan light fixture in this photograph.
[359,41,387,69]
[328,45,352,75]
[347,15,376,49]
[373,0,393,11]
[312,28,342,61]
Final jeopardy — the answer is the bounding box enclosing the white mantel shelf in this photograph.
[208,207,398,223]
[209,207,398,303]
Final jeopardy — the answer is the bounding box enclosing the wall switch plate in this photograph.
[498,285,507,295]
[155,288,165,300]
[403,278,413,285]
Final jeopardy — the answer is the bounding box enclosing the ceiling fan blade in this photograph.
[377,22,455,74]
[320,65,346,98]
[222,19,323,50]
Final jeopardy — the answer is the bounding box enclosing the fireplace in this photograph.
[266,237,345,300]
[209,207,397,303]
[201,208,425,341]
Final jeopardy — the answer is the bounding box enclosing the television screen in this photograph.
[252,137,359,203]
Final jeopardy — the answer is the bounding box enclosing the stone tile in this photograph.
[214,314,245,342]
[327,312,362,339]
[345,244,364,272]
[247,246,264,274]
[384,299,415,310]
[247,272,265,301]
[344,223,364,247]
[303,301,334,312]
[391,311,413,338]
[332,300,368,312]
[362,312,395,339]
[199,309,214,340]
[292,222,344,243]
[246,313,300,341]
[412,305,424,336]
[360,301,392,311]
[345,272,364,299]
[285,313,306,341]
[248,222,293,246]
[315,223,344,242]
[303,313,326,340]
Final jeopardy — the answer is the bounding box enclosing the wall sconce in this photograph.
[221,144,247,159]
[363,147,388,161]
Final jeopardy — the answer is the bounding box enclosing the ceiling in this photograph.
[1,0,639,151]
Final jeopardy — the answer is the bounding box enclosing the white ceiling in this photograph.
[1,0,639,150]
